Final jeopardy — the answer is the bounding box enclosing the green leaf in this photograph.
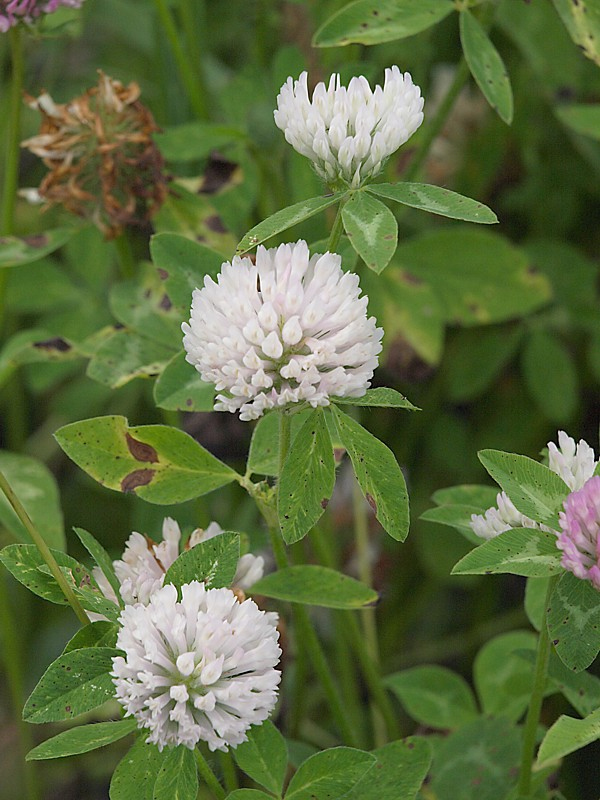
[545,650,600,717]
[63,621,118,654]
[164,531,240,590]
[110,737,164,800]
[155,122,245,161]
[153,746,198,800]
[331,387,418,409]
[478,449,569,527]
[150,233,224,312]
[87,329,175,389]
[551,0,600,66]
[0,544,89,605]
[556,104,600,140]
[23,647,119,723]
[233,721,288,795]
[345,737,432,800]
[236,194,343,255]
[0,228,75,268]
[73,584,121,622]
[429,717,521,800]
[473,632,538,722]
[341,191,397,274]
[247,410,311,478]
[395,229,551,326]
[432,485,499,509]
[26,719,137,761]
[331,407,409,541]
[153,352,215,412]
[522,331,578,423]
[451,528,563,578]
[73,526,121,605]
[368,183,497,224]
[153,182,236,256]
[385,666,478,729]
[459,10,513,124]
[547,572,600,672]
[250,565,378,609]
[54,416,237,504]
[278,410,335,544]
[224,792,272,800]
[536,707,600,768]
[313,0,454,46]
[0,451,65,550]
[524,577,550,632]
[285,747,376,800]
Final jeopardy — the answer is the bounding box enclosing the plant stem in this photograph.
[326,200,345,252]
[278,410,291,480]
[113,231,136,279]
[352,476,386,747]
[1,26,24,236]
[0,574,41,800]
[217,751,238,794]
[517,575,558,796]
[194,749,225,800]
[153,0,208,120]
[0,470,89,625]
[403,58,470,183]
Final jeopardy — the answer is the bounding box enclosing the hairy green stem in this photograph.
[517,576,558,796]
[0,470,89,625]
[352,477,386,747]
[153,0,208,120]
[194,749,225,800]
[0,574,41,800]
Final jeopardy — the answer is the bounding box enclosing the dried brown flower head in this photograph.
[22,72,168,239]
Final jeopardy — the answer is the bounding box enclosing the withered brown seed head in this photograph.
[21,71,168,239]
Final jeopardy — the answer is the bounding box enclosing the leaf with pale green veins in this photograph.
[345,737,432,800]
[153,746,198,800]
[478,449,569,527]
[26,719,137,761]
[278,409,335,544]
[164,531,240,590]
[331,407,409,541]
[547,572,600,672]
[250,565,378,609]
[110,737,165,800]
[368,183,497,224]
[451,528,563,578]
[385,666,478,729]
[23,647,119,723]
[342,191,397,274]
[234,721,288,796]
[459,10,513,124]
[54,415,237,504]
[331,387,418,409]
[313,0,454,47]
[236,194,344,255]
[73,526,121,604]
[0,544,90,605]
[285,747,376,800]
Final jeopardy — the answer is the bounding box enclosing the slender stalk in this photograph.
[194,749,225,800]
[352,477,386,747]
[0,26,25,325]
[0,574,41,800]
[326,201,345,252]
[0,470,89,625]
[403,58,470,183]
[153,0,208,120]
[113,231,136,279]
[1,26,24,235]
[517,576,558,796]
[217,751,238,794]
[309,529,400,741]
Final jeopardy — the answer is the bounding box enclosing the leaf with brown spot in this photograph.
[125,433,159,463]
[120,468,156,493]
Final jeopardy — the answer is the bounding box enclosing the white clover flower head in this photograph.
[469,430,598,540]
[112,581,281,751]
[274,67,424,188]
[182,240,383,421]
[92,518,264,609]
[469,491,547,540]
[547,430,598,491]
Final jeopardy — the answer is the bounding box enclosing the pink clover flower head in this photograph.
[274,67,424,188]
[557,475,600,590]
[112,581,281,751]
[182,240,383,421]
[0,0,83,30]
